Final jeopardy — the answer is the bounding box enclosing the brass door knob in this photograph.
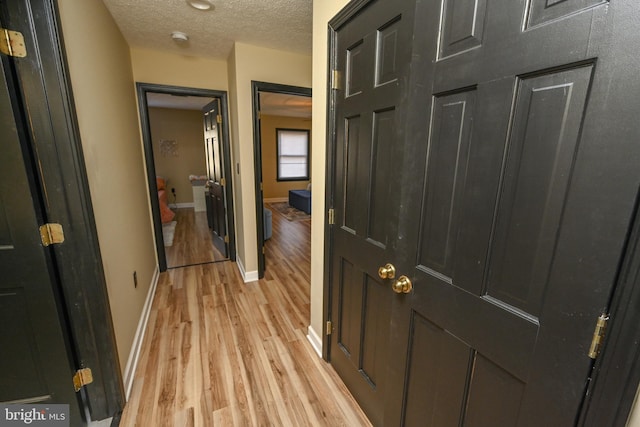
[392,276,413,294]
[378,263,396,279]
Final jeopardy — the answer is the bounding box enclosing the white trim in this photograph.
[236,257,259,283]
[87,417,112,427]
[123,266,160,400]
[307,325,323,358]
[264,197,288,203]
[169,202,194,209]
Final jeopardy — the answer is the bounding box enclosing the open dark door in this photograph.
[203,100,228,257]
[0,52,83,425]
[328,0,640,425]
[328,0,415,425]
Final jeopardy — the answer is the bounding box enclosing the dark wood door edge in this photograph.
[3,0,126,419]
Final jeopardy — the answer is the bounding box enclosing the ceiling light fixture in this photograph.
[171,31,190,43]
[186,0,214,11]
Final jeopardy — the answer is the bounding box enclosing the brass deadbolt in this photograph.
[378,263,396,279]
[392,275,413,294]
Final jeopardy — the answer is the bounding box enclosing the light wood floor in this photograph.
[165,208,227,269]
[121,209,371,426]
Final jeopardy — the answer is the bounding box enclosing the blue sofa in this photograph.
[289,190,311,214]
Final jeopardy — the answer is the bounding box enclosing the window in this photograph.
[276,129,310,181]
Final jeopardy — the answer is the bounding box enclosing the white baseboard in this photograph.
[123,266,160,400]
[264,197,288,203]
[307,325,323,358]
[236,257,259,283]
[87,417,112,427]
[169,202,194,209]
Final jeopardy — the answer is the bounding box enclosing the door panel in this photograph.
[526,0,605,28]
[487,65,593,316]
[330,1,414,425]
[330,0,640,426]
[419,90,475,277]
[464,355,525,427]
[402,314,473,427]
[0,57,80,419]
[439,0,486,59]
[389,0,636,426]
[203,100,228,257]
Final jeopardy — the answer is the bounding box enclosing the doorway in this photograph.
[251,82,312,278]
[136,83,235,271]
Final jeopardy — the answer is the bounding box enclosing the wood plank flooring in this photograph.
[165,208,227,268]
[121,209,371,426]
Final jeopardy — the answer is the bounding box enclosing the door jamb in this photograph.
[136,83,236,271]
[579,194,640,425]
[251,81,312,279]
[323,0,640,421]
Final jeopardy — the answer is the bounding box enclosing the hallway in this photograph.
[120,210,370,425]
[164,208,227,268]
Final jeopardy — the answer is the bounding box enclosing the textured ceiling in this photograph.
[147,93,215,110]
[101,0,313,59]
[260,92,311,118]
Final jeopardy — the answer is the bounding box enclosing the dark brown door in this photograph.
[203,100,228,257]
[330,0,640,425]
[0,55,83,424]
[329,1,415,425]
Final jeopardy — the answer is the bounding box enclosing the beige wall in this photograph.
[226,46,244,271]
[309,0,350,341]
[149,108,206,204]
[227,42,312,275]
[130,47,229,90]
[260,115,312,199]
[57,0,157,374]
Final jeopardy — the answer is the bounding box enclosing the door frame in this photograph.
[579,195,640,426]
[323,0,640,423]
[2,0,125,420]
[136,83,236,271]
[251,81,312,278]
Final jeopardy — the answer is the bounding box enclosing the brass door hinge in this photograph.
[331,70,342,91]
[73,368,93,392]
[588,313,609,359]
[39,223,64,246]
[216,114,222,124]
[224,235,229,243]
[257,111,262,120]
[0,28,27,58]
[326,321,333,335]
[328,208,335,225]
[220,177,226,186]
[262,246,266,254]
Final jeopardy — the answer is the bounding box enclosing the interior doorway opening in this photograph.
[251,81,312,278]
[136,83,236,271]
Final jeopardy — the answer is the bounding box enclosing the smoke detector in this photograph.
[171,31,189,43]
